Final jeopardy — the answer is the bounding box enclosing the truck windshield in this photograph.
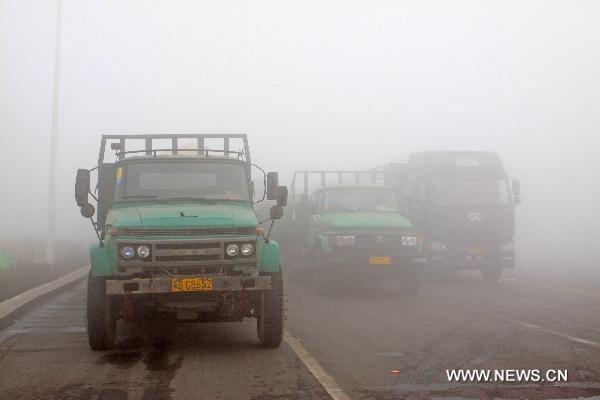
[432,179,511,206]
[320,188,398,212]
[116,162,250,201]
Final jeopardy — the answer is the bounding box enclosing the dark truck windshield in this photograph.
[116,161,250,201]
[432,179,511,206]
[320,188,398,212]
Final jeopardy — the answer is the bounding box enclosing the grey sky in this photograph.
[0,1,599,267]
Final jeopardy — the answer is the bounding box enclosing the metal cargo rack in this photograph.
[98,134,251,167]
[289,170,384,204]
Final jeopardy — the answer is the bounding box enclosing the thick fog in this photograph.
[1,1,599,272]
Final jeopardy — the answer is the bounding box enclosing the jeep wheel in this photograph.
[400,267,421,295]
[482,267,503,284]
[257,270,284,348]
[87,274,117,350]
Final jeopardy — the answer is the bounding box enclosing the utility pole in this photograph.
[46,0,61,266]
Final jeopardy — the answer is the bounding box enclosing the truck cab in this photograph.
[282,171,425,294]
[382,151,520,282]
[75,134,288,350]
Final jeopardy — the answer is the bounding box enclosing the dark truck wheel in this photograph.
[400,267,421,295]
[87,274,117,350]
[482,267,503,283]
[257,270,284,348]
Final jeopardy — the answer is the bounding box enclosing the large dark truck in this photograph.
[74,134,288,350]
[279,170,426,294]
[379,151,520,283]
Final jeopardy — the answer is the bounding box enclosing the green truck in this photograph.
[282,171,425,294]
[75,134,288,350]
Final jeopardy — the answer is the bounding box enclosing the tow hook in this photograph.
[122,291,134,321]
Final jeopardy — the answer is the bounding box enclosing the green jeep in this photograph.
[75,134,288,350]
[283,171,425,294]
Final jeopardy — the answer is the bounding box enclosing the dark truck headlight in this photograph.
[401,236,419,247]
[501,241,514,251]
[430,240,447,251]
[335,235,355,246]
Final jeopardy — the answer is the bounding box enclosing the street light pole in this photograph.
[46,0,61,266]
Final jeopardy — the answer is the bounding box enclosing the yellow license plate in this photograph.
[467,247,482,255]
[369,256,392,265]
[171,277,214,292]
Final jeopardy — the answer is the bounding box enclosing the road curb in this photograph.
[0,266,89,328]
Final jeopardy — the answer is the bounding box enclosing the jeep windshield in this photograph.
[432,179,511,206]
[115,161,250,202]
[320,188,398,212]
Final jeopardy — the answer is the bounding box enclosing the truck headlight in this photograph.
[501,242,514,251]
[137,245,151,259]
[336,235,355,246]
[226,243,239,257]
[430,241,447,251]
[120,246,135,259]
[241,243,254,256]
[401,236,419,246]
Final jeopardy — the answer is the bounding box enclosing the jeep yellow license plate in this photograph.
[171,277,213,292]
[369,256,392,265]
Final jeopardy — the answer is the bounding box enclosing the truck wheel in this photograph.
[400,267,421,295]
[257,270,284,348]
[87,274,116,350]
[482,267,503,283]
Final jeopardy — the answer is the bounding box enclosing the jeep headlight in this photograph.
[336,235,355,246]
[401,236,419,246]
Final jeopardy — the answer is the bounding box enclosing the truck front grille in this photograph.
[334,232,419,254]
[117,238,257,267]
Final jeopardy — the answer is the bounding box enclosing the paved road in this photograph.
[286,270,600,399]
[0,281,328,400]
[1,270,600,399]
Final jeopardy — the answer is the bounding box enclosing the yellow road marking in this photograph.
[284,330,352,400]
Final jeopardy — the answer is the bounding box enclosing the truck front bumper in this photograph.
[428,254,514,270]
[106,275,271,295]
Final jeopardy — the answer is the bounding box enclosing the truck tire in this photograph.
[257,270,284,348]
[482,267,503,284]
[86,274,116,350]
[400,267,421,295]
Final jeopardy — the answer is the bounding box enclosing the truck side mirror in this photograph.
[80,203,96,218]
[270,205,284,220]
[512,179,521,205]
[266,172,279,200]
[276,186,288,207]
[75,169,91,207]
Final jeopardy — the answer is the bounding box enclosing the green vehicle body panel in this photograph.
[258,239,280,272]
[89,242,116,277]
[88,158,281,277]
